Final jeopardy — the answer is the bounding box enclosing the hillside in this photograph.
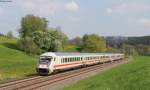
[0,36,37,82]
[63,56,150,90]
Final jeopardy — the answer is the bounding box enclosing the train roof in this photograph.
[40,52,123,57]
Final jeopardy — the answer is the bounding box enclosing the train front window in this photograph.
[39,57,52,64]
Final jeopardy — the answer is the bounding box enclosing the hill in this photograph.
[0,36,37,82]
[63,56,150,90]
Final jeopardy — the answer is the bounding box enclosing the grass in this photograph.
[0,36,37,82]
[63,56,150,90]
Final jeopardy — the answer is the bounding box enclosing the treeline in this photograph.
[0,31,14,38]
[2,14,149,56]
[67,34,106,53]
[106,36,150,56]
[127,36,150,45]
[125,36,150,56]
[17,14,106,54]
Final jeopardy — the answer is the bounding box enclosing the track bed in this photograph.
[0,59,128,90]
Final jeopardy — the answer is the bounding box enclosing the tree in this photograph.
[69,37,82,46]
[19,14,48,38]
[81,34,106,53]
[7,31,13,38]
[69,37,82,52]
[18,14,49,54]
[33,28,68,53]
[18,37,40,54]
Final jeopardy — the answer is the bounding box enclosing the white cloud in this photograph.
[16,0,63,16]
[15,0,79,16]
[68,16,80,22]
[129,17,150,28]
[106,8,113,14]
[106,3,150,14]
[136,18,150,27]
[65,1,79,12]
[0,7,3,15]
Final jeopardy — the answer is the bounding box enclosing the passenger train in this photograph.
[36,52,124,75]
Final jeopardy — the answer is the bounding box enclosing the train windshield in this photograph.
[39,57,52,64]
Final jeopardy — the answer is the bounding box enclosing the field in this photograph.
[63,56,150,90]
[0,36,37,82]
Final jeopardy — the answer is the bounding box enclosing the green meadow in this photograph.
[63,56,150,90]
[0,36,37,82]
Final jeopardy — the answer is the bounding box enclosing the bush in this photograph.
[18,37,41,54]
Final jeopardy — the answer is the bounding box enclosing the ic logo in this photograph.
[0,0,12,2]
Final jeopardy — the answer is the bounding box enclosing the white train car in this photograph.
[37,52,124,75]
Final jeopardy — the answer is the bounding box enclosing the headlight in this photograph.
[39,64,48,68]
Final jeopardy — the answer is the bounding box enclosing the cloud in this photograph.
[15,0,64,16]
[15,0,79,16]
[129,17,150,28]
[136,18,150,27]
[0,7,3,15]
[68,16,80,22]
[106,3,150,14]
[65,1,79,12]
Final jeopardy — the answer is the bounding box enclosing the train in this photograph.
[36,52,124,75]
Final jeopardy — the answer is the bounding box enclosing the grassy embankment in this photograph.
[0,36,37,82]
[63,56,150,90]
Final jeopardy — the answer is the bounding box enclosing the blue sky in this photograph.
[0,0,150,38]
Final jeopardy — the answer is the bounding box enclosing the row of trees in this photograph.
[18,15,107,54]
[11,14,149,56]
[105,36,150,56]
[68,34,106,53]
[18,15,68,54]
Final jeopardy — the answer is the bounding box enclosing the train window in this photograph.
[72,58,74,62]
[65,58,67,63]
[61,58,63,63]
[54,58,56,62]
[69,58,71,62]
[63,58,65,63]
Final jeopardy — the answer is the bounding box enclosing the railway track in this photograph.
[0,59,127,90]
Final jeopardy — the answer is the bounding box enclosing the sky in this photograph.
[0,0,150,38]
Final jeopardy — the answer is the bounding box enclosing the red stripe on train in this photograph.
[54,60,97,68]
